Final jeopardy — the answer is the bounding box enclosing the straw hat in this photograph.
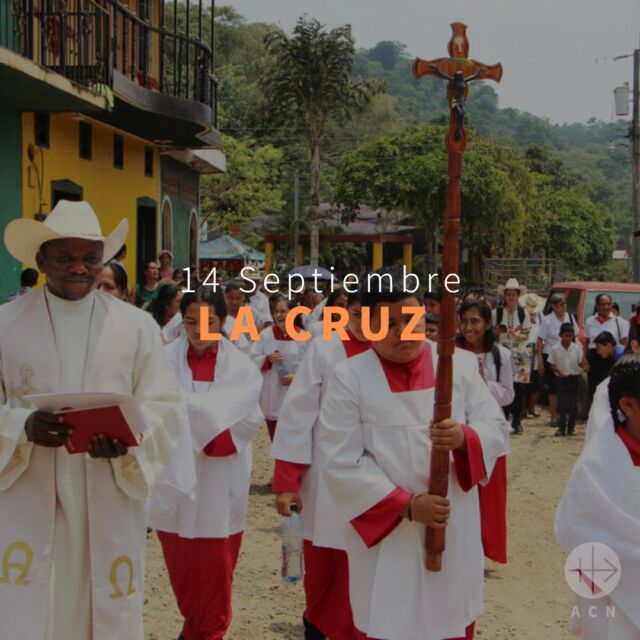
[523,292,544,313]
[497,278,527,297]
[4,200,128,268]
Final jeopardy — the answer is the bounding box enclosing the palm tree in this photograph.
[260,16,383,266]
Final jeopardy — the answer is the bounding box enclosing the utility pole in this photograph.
[633,49,640,281]
[614,50,640,281]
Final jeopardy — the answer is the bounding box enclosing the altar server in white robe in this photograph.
[0,200,184,640]
[319,267,511,640]
[251,292,305,441]
[272,290,370,640]
[556,354,640,640]
[150,287,263,640]
[456,299,514,564]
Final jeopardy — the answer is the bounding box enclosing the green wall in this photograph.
[161,156,200,269]
[0,109,23,300]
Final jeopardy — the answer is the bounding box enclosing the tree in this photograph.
[334,126,531,273]
[260,16,384,265]
[200,135,284,246]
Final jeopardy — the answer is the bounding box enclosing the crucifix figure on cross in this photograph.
[412,23,503,573]
[429,67,486,141]
[413,22,502,151]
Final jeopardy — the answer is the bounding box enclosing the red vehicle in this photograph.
[543,281,640,341]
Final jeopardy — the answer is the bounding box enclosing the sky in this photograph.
[224,0,639,125]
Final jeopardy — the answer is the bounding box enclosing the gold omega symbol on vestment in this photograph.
[109,555,136,599]
[0,541,33,586]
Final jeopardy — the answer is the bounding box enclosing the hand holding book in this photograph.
[24,392,147,456]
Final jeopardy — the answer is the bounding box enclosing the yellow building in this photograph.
[0,0,224,296]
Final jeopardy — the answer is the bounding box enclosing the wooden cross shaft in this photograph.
[412,22,502,573]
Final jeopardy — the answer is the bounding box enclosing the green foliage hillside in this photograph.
[201,6,631,278]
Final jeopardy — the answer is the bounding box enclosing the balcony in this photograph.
[5,0,111,85]
[1,0,219,148]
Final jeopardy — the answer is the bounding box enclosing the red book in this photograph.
[58,405,141,454]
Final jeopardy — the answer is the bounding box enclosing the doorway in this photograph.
[136,197,157,284]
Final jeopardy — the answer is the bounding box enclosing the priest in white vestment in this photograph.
[319,268,510,640]
[0,201,184,640]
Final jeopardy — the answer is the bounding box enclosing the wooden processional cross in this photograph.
[413,23,502,572]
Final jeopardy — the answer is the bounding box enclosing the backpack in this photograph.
[496,305,526,328]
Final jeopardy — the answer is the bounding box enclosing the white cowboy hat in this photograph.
[523,292,544,313]
[497,277,527,297]
[4,200,128,268]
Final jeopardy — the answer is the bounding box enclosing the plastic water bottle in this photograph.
[281,505,303,583]
[273,350,288,379]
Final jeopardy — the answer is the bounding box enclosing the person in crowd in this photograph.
[251,292,305,441]
[425,313,439,342]
[302,287,321,315]
[146,283,182,328]
[112,243,127,274]
[97,260,129,301]
[585,337,640,447]
[457,299,514,565]
[459,300,515,410]
[272,291,369,640]
[548,323,585,436]
[318,267,510,640]
[492,279,531,434]
[537,293,580,427]
[425,289,441,315]
[583,294,627,367]
[223,280,251,354]
[8,267,39,301]
[0,199,184,640]
[309,287,348,338]
[586,331,616,400]
[172,268,185,288]
[150,287,263,640]
[308,285,330,324]
[556,355,640,639]
[523,293,545,417]
[136,260,160,307]
[611,301,631,340]
[246,271,272,331]
[158,249,174,281]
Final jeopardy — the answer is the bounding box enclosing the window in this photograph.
[113,134,124,169]
[144,146,153,177]
[79,122,92,160]
[34,113,49,148]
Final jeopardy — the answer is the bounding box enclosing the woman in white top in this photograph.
[251,292,305,441]
[149,287,263,640]
[457,299,514,564]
